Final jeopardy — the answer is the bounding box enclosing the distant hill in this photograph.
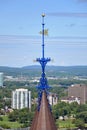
[0,65,87,77]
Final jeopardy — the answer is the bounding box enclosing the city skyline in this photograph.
[0,0,87,67]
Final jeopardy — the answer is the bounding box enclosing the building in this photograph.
[0,72,3,87]
[61,96,81,104]
[12,88,31,109]
[48,93,58,106]
[68,84,87,104]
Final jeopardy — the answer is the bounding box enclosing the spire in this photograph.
[30,14,57,130]
[30,91,57,130]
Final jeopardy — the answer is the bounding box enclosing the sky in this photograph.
[0,0,87,67]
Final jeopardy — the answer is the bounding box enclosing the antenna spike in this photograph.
[42,13,45,59]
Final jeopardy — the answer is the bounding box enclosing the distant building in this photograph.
[48,93,58,106]
[0,72,4,87]
[68,84,87,104]
[61,96,80,104]
[12,88,31,109]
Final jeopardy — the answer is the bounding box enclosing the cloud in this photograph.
[78,0,87,2]
[65,23,76,27]
[65,23,87,28]
[47,12,87,17]
[0,35,41,44]
[0,35,87,47]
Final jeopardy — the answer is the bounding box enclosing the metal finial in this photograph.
[42,13,45,17]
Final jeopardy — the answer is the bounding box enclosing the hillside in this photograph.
[0,65,87,78]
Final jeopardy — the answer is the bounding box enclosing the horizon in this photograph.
[0,64,87,68]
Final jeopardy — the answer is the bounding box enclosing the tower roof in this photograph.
[30,91,57,130]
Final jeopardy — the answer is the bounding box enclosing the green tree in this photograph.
[52,102,71,119]
[19,112,29,123]
[76,111,87,123]
[0,116,3,121]
[77,104,87,113]
[0,124,11,129]
[69,102,79,115]
[18,109,34,127]
[74,119,85,129]
[8,110,19,121]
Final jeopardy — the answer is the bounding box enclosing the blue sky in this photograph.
[0,0,87,67]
